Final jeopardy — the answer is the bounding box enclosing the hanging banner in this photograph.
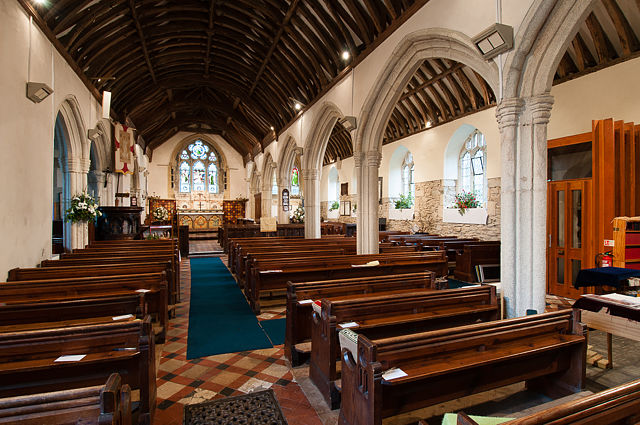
[114,123,135,174]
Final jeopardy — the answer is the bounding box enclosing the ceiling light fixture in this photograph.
[341,51,350,61]
[294,103,302,111]
[270,126,275,131]
[34,0,47,5]
[426,121,432,128]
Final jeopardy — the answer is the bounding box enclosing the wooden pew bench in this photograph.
[0,272,168,342]
[0,316,156,425]
[454,241,501,282]
[0,373,132,425]
[339,310,586,425]
[311,286,498,409]
[451,377,640,424]
[285,272,437,366]
[248,254,448,313]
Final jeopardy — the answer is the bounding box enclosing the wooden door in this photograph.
[547,180,591,298]
[254,193,262,223]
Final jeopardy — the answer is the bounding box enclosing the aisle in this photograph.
[154,258,324,425]
[187,257,272,359]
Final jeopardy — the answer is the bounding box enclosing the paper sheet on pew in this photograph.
[339,329,358,358]
[382,367,408,382]
[298,299,314,305]
[136,289,151,293]
[338,321,359,329]
[585,293,640,309]
[55,354,86,362]
[112,314,134,321]
[262,270,283,273]
[351,260,380,268]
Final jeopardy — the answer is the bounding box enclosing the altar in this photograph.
[178,210,224,230]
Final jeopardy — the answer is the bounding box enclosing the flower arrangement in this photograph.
[394,193,414,209]
[152,206,170,222]
[329,201,339,211]
[290,205,305,223]
[453,191,480,215]
[65,192,101,223]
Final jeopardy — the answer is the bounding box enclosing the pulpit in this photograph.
[95,206,143,240]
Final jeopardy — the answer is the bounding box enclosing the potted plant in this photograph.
[452,191,480,215]
[394,193,414,210]
[329,201,339,211]
[65,192,101,223]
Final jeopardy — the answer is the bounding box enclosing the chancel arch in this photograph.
[168,134,229,211]
[354,28,499,255]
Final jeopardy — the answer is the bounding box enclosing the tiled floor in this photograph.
[153,255,322,425]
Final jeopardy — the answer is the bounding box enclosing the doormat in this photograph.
[184,389,288,425]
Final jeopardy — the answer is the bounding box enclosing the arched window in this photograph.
[271,172,278,195]
[177,140,221,193]
[291,167,300,196]
[401,152,415,199]
[458,130,486,202]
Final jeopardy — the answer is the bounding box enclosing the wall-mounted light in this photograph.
[472,23,514,60]
[26,82,53,103]
[340,116,357,132]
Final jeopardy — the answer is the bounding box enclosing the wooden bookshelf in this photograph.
[613,217,640,270]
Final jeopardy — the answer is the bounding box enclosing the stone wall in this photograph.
[413,178,501,240]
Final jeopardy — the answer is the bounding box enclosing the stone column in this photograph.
[302,168,320,239]
[356,150,381,254]
[66,157,90,250]
[496,94,553,318]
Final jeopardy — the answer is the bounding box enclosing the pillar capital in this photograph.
[527,93,554,125]
[496,97,525,131]
[364,150,382,168]
[353,151,364,168]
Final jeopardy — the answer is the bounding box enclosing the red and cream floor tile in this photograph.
[153,257,322,425]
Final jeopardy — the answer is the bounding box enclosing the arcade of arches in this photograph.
[3,0,640,422]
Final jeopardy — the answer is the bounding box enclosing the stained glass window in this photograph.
[192,161,205,191]
[291,167,300,196]
[176,140,221,193]
[208,163,218,193]
[179,161,190,193]
[458,130,486,203]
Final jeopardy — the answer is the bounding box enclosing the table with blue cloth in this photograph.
[573,267,640,289]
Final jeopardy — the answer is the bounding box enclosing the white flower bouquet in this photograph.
[65,192,101,223]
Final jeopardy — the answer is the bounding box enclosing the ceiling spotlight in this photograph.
[341,51,350,60]
[34,0,47,4]
[270,126,275,131]
[294,102,302,111]
[426,121,432,128]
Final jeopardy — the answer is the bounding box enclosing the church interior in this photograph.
[2,0,640,424]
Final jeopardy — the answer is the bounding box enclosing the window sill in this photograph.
[443,207,488,225]
[389,207,414,220]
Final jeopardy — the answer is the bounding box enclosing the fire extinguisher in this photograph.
[596,251,614,267]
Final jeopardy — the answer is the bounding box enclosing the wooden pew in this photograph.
[0,373,132,425]
[236,249,346,283]
[339,310,586,425]
[285,272,437,366]
[0,316,156,425]
[246,251,442,294]
[248,253,448,313]
[0,294,144,327]
[0,272,168,342]
[452,377,640,424]
[454,242,501,282]
[311,286,498,409]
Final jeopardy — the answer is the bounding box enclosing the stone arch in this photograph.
[248,167,262,221]
[356,28,499,155]
[261,152,277,218]
[354,28,498,254]
[302,102,346,238]
[502,0,596,99]
[54,96,89,250]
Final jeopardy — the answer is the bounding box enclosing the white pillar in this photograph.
[496,94,553,317]
[357,150,381,254]
[302,168,320,239]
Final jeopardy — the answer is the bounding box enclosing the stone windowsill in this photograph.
[389,207,414,220]
[442,207,488,225]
